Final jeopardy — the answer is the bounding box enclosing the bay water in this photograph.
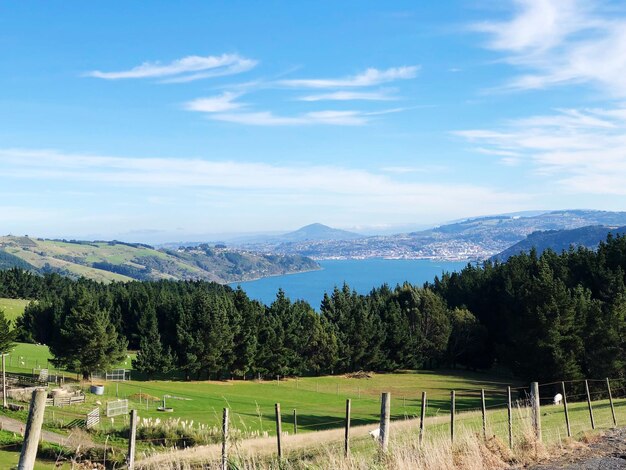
[230,259,468,309]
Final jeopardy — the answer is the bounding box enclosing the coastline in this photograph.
[225,264,323,286]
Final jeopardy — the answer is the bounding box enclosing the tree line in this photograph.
[2,268,482,379]
[431,233,626,383]
[3,232,626,382]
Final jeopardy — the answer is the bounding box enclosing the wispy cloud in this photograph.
[279,66,419,88]
[184,92,244,113]
[473,0,626,95]
[189,107,407,126]
[455,105,626,194]
[0,148,529,221]
[182,91,405,125]
[297,90,397,101]
[86,53,257,82]
[380,165,447,174]
[208,110,369,126]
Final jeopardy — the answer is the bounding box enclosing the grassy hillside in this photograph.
[0,297,30,323]
[0,236,319,284]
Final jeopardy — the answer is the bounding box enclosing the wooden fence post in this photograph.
[344,399,351,458]
[379,392,390,452]
[127,409,138,470]
[18,388,47,470]
[450,390,455,443]
[607,378,617,427]
[419,391,426,446]
[481,388,487,438]
[2,353,7,409]
[507,386,513,449]
[275,403,282,459]
[221,408,229,470]
[530,382,541,441]
[585,380,595,430]
[561,382,571,438]
[293,409,297,435]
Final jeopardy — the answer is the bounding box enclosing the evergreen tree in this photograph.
[132,307,174,379]
[177,289,235,380]
[231,287,259,379]
[49,288,127,379]
[0,308,16,354]
[446,308,488,369]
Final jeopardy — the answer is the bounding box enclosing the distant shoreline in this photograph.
[227,265,323,285]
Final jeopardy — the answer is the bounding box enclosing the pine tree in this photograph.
[231,287,259,379]
[176,289,235,380]
[132,307,173,379]
[49,288,127,379]
[0,308,16,354]
[446,308,488,369]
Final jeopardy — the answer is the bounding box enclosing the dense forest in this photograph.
[3,233,626,383]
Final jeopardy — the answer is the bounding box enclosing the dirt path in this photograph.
[0,415,96,449]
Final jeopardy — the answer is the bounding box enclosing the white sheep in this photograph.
[369,428,380,440]
[553,393,563,405]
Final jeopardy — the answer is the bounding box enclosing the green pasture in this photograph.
[32,370,517,437]
[0,298,30,323]
[0,450,65,470]
[3,343,134,376]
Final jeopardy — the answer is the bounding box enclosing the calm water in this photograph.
[230,259,468,309]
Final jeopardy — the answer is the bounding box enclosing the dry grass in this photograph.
[135,396,622,470]
[135,428,524,469]
[134,405,568,470]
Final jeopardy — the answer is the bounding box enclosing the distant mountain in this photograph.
[492,225,626,262]
[159,224,362,249]
[254,210,626,261]
[0,236,319,284]
[279,223,361,242]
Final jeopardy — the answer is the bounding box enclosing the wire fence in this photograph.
[5,374,626,468]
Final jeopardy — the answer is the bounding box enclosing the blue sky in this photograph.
[2,0,626,242]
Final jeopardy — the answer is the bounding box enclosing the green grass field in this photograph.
[28,369,518,438]
[3,342,134,376]
[0,298,30,323]
[0,450,66,470]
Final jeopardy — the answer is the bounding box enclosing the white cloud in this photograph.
[297,90,397,101]
[280,66,419,89]
[203,108,407,126]
[0,148,529,221]
[474,0,585,52]
[184,92,244,113]
[474,0,626,95]
[380,165,447,174]
[209,110,369,126]
[86,54,257,82]
[455,105,626,194]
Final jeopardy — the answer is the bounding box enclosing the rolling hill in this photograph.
[248,210,626,261]
[0,236,319,284]
[276,223,361,242]
[492,225,626,261]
